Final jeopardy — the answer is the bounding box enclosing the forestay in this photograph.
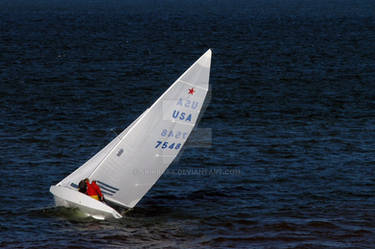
[56,49,211,208]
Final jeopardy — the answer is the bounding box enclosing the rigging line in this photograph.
[110,128,119,136]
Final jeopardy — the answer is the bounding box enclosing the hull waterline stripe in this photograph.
[97,184,117,194]
[97,180,119,191]
[70,183,78,189]
[101,190,114,196]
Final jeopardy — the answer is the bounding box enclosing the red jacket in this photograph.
[91,181,103,198]
[86,180,103,198]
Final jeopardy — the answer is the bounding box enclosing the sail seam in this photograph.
[179,80,208,91]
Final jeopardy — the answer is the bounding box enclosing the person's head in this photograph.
[84,178,89,183]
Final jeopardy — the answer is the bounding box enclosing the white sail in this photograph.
[52,49,211,211]
[56,109,148,190]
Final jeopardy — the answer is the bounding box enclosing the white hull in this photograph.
[50,185,122,220]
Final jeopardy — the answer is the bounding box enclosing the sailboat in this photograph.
[50,49,212,219]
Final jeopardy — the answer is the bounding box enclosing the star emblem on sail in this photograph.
[188,88,195,95]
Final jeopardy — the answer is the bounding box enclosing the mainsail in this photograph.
[55,49,211,209]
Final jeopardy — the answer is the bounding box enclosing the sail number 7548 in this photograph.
[155,141,181,150]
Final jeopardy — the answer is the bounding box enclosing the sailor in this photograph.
[84,178,104,202]
[91,180,104,202]
[78,179,87,193]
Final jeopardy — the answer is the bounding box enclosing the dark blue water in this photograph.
[1,0,375,248]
